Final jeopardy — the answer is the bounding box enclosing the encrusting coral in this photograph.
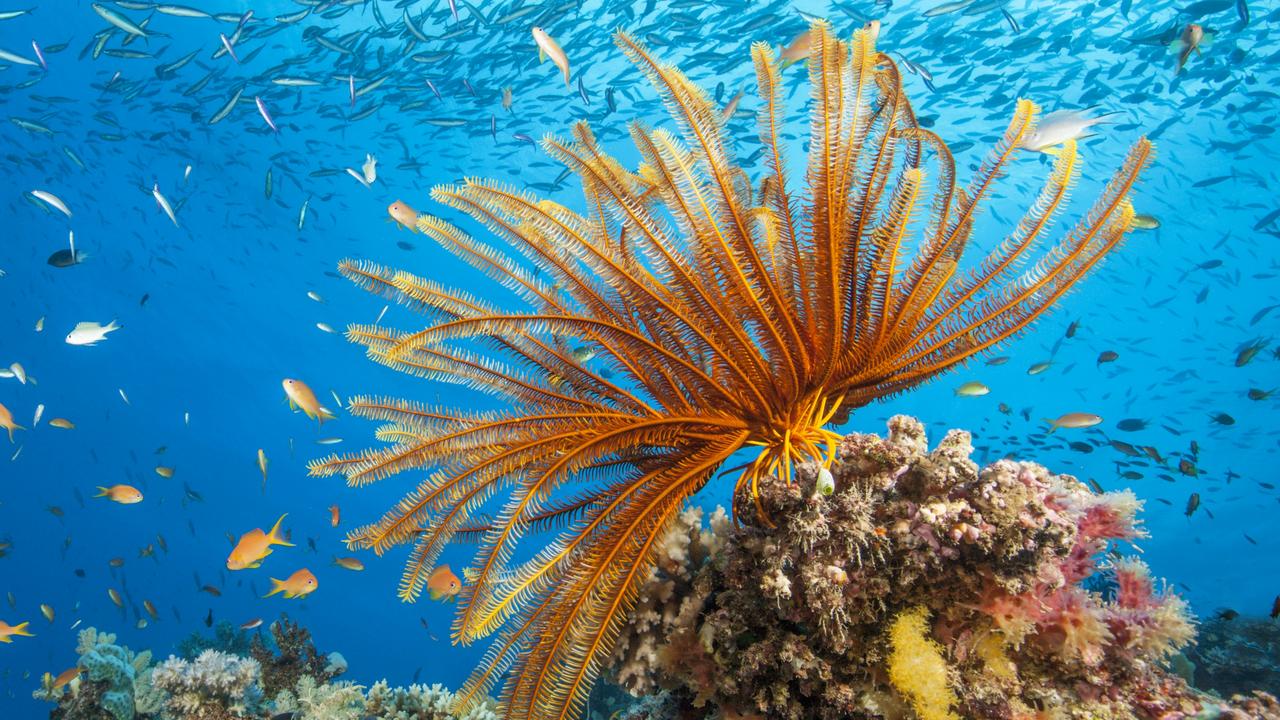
[312,16,1153,720]
[606,416,1205,720]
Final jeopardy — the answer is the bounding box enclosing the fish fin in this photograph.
[1039,146,1062,158]
[1042,419,1058,434]
[428,588,443,601]
[264,578,284,598]
[94,486,108,497]
[538,47,545,63]
[268,513,294,546]
[106,319,120,332]
[319,407,337,422]
[12,622,31,637]
[0,636,9,643]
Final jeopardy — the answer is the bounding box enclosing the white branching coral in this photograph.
[363,680,499,720]
[151,650,263,719]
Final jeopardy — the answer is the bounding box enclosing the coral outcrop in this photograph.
[36,616,498,720]
[150,651,263,719]
[1189,616,1280,699]
[608,416,1204,720]
[36,627,162,720]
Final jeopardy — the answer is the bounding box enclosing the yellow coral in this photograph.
[887,607,960,720]
[974,632,1018,683]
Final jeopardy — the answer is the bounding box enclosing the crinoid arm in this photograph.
[312,19,1152,720]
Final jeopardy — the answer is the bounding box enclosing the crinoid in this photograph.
[309,21,1152,720]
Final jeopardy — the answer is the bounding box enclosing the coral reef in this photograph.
[608,416,1203,720]
[178,621,252,659]
[1189,616,1280,699]
[272,676,364,720]
[150,650,263,720]
[249,614,337,698]
[36,627,162,720]
[363,680,499,720]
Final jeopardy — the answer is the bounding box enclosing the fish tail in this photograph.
[1042,419,1058,434]
[12,622,31,637]
[264,578,284,598]
[268,513,294,547]
[106,319,120,332]
[94,486,109,498]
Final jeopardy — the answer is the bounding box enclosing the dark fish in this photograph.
[1185,492,1200,517]
[1209,412,1235,425]
[1214,608,1238,621]
[140,293,150,307]
[1192,174,1232,187]
[1116,418,1147,432]
[1096,350,1118,366]
[1272,595,1280,620]
[1244,533,1258,545]
[47,249,85,267]
[204,608,213,627]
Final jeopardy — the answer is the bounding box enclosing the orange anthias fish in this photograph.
[50,667,81,691]
[282,378,336,425]
[328,504,340,528]
[265,568,318,599]
[95,485,143,504]
[1176,23,1204,75]
[387,200,419,231]
[0,620,33,642]
[227,513,294,570]
[0,401,23,442]
[427,565,462,602]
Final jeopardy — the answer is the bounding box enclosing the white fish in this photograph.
[1020,109,1108,153]
[298,198,309,230]
[532,27,570,86]
[118,389,130,405]
[35,316,44,332]
[316,437,343,445]
[65,320,121,346]
[152,184,179,227]
[9,363,25,385]
[375,305,388,324]
[91,3,149,37]
[31,190,71,217]
[307,291,324,303]
[33,404,44,427]
[184,411,190,426]
[0,47,38,67]
[184,165,192,184]
[316,322,336,334]
[345,167,371,188]
[361,154,377,184]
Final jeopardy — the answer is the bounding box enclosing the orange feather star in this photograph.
[309,21,1152,720]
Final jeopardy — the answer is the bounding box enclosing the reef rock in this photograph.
[609,416,1203,720]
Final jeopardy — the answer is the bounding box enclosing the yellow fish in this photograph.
[387,200,419,232]
[155,466,174,479]
[107,588,123,608]
[0,620,33,642]
[49,418,75,430]
[532,27,570,85]
[96,485,143,504]
[332,556,364,572]
[265,568,318,599]
[329,504,340,528]
[49,666,81,690]
[257,449,268,486]
[227,513,293,570]
[427,564,462,602]
[39,604,54,622]
[0,401,23,442]
[1044,413,1103,433]
[282,378,336,424]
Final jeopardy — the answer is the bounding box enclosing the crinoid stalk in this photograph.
[310,21,1152,720]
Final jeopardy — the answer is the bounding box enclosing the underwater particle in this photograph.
[265,568,319,599]
[887,606,959,720]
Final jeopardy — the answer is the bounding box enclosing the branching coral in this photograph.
[363,680,500,720]
[313,17,1152,720]
[249,613,337,698]
[150,650,262,720]
[607,417,1201,720]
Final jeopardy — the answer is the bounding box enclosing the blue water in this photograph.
[1,0,1277,716]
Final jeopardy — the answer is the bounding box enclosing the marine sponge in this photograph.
[36,627,158,720]
[887,607,959,720]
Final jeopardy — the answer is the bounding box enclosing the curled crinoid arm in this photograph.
[316,20,1153,720]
